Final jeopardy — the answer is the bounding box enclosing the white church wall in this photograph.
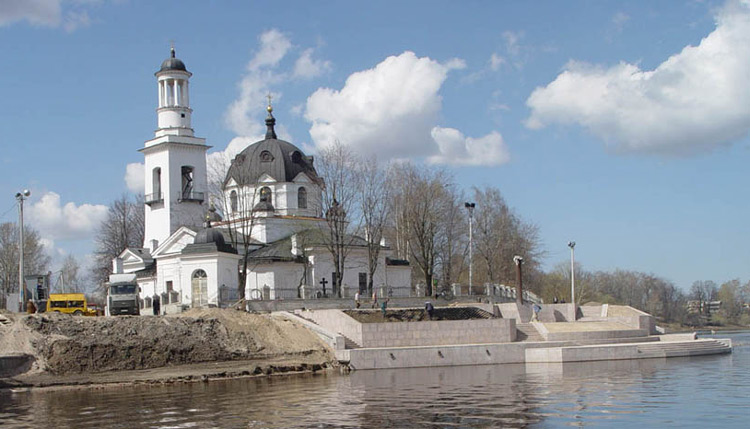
[137,278,156,307]
[180,257,219,307]
[155,256,183,301]
[385,266,412,297]
[247,269,275,300]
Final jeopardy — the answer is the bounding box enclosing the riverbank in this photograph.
[0,308,334,390]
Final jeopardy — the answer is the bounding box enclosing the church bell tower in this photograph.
[141,46,210,251]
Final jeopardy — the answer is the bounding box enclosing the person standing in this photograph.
[371,290,378,309]
[153,295,160,316]
[380,298,388,316]
[425,301,434,320]
[354,291,361,309]
[531,303,542,322]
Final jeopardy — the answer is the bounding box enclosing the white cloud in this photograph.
[293,48,332,79]
[526,0,750,155]
[305,51,467,159]
[63,9,90,32]
[611,11,630,33]
[124,162,144,193]
[0,0,101,31]
[225,29,292,136]
[247,29,292,71]
[225,29,326,138]
[503,31,522,56]
[0,0,61,27]
[27,192,108,242]
[490,53,506,71]
[428,127,510,166]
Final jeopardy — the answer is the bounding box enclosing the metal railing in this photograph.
[144,192,163,205]
[179,190,204,202]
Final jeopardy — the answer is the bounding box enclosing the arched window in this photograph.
[230,190,238,213]
[298,187,307,209]
[181,165,194,198]
[152,168,161,198]
[191,269,208,308]
[259,186,272,204]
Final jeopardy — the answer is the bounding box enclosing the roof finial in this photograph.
[170,40,175,58]
[265,92,277,139]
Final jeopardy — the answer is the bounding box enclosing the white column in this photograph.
[174,79,179,106]
[159,81,165,107]
[184,80,189,107]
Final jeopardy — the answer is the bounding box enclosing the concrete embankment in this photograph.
[0,309,334,389]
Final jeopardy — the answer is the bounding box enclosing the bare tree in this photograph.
[216,154,264,301]
[57,254,81,293]
[472,186,542,286]
[91,194,144,289]
[356,156,390,295]
[317,141,360,298]
[390,163,452,296]
[435,185,466,289]
[0,222,50,307]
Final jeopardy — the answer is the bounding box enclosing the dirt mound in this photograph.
[344,307,495,323]
[4,309,331,376]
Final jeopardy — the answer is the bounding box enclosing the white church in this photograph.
[112,48,411,312]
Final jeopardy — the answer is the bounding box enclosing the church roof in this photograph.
[224,107,321,186]
[246,229,372,262]
[158,47,188,73]
[246,238,300,262]
[183,225,238,255]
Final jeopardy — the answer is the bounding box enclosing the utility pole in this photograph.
[16,190,30,311]
[568,241,576,304]
[464,202,475,296]
[513,255,524,305]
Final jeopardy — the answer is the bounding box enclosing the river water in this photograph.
[2,332,749,428]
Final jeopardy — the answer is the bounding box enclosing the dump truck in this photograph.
[105,273,140,316]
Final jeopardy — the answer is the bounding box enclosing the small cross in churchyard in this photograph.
[320,277,328,298]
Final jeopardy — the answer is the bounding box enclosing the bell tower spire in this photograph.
[155,45,193,137]
[141,45,210,251]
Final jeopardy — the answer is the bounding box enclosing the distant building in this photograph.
[113,48,410,312]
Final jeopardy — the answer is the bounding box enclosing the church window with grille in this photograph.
[230,190,238,213]
[298,187,307,209]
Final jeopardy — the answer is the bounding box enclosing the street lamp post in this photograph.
[16,190,30,311]
[568,241,576,305]
[464,202,475,296]
[513,255,523,305]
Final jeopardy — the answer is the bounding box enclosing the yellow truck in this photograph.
[46,293,96,316]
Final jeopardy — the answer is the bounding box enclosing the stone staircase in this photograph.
[288,311,361,349]
[516,322,544,342]
[636,339,731,358]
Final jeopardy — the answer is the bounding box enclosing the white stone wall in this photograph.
[358,318,513,348]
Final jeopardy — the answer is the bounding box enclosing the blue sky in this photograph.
[1,0,748,291]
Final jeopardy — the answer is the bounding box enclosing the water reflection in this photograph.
[2,332,748,428]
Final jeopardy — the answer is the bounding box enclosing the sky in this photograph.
[1,0,749,291]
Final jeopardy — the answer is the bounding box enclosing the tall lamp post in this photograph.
[513,255,523,305]
[568,241,576,304]
[16,190,30,311]
[464,202,475,295]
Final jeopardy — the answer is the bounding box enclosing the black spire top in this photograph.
[265,94,277,139]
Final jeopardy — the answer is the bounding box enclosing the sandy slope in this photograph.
[0,308,333,386]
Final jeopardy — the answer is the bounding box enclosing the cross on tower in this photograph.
[319,277,328,297]
[266,93,273,108]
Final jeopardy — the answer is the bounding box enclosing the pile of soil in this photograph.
[344,307,494,323]
[1,309,331,376]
